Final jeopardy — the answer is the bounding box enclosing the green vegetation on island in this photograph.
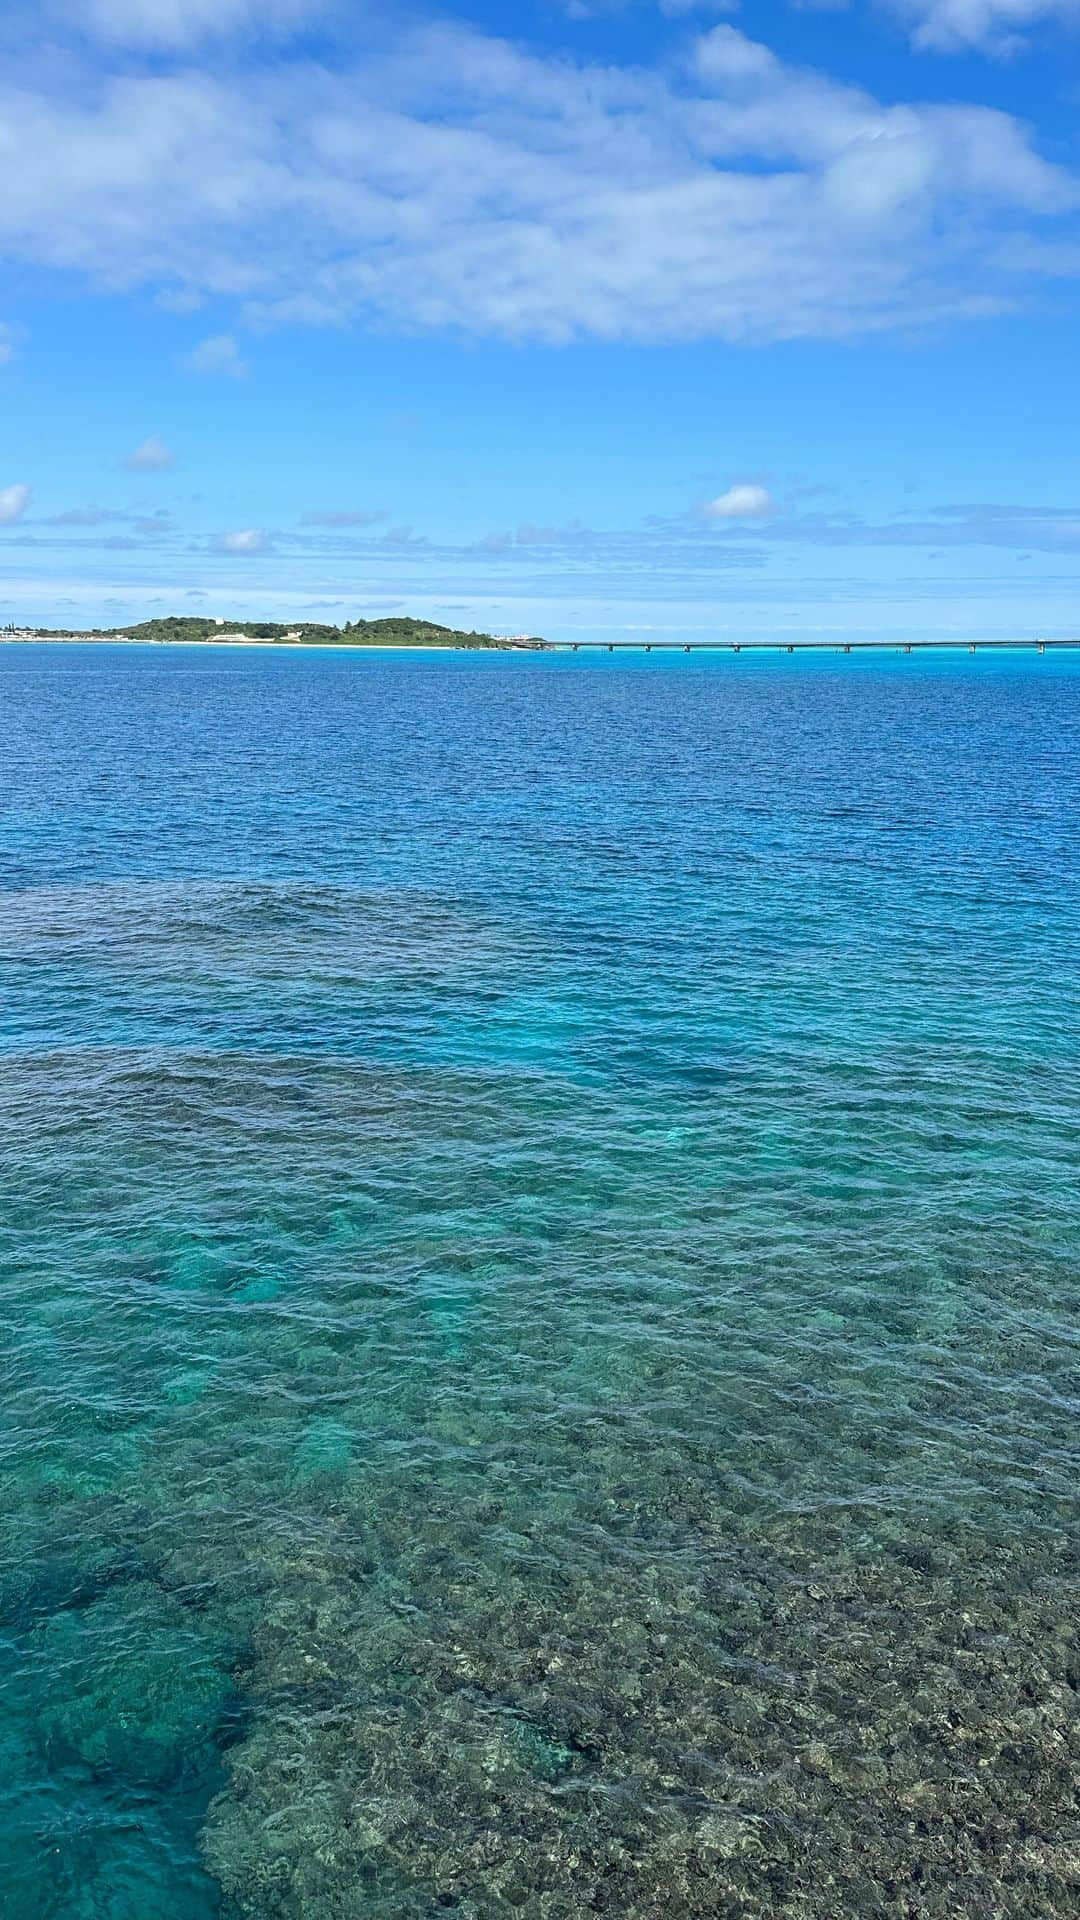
[14,614,548,649]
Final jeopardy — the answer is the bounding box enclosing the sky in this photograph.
[1,0,1079,642]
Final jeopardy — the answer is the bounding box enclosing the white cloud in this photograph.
[56,0,327,50]
[891,0,1080,55]
[215,527,268,553]
[704,483,775,519]
[568,1,740,14]
[123,433,175,470]
[184,334,248,378]
[0,23,1075,344]
[0,483,31,523]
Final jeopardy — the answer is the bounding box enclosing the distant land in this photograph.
[3,615,549,650]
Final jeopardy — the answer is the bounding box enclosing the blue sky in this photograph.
[1,0,1079,641]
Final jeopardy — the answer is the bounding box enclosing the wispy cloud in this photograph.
[0,483,32,523]
[472,495,1080,561]
[184,334,248,379]
[890,0,1080,56]
[52,0,329,51]
[685,494,1080,552]
[475,521,593,554]
[0,22,1075,344]
[41,505,175,534]
[45,505,129,526]
[567,1,741,13]
[787,499,1080,551]
[300,508,388,527]
[123,433,176,471]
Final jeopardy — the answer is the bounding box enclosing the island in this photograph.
[3,615,549,649]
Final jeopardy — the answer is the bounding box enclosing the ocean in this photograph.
[1,641,1077,1918]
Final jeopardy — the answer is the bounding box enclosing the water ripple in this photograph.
[0,645,1077,1917]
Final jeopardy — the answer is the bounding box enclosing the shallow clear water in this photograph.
[1,642,1077,1919]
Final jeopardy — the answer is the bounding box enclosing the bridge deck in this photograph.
[556,639,1078,653]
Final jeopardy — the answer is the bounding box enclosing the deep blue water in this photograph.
[1,642,1077,1919]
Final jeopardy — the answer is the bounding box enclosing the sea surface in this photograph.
[1,642,1077,1919]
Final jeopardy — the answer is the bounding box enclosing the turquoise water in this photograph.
[1,642,1077,1918]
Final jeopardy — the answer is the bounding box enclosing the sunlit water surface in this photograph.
[1,643,1077,1919]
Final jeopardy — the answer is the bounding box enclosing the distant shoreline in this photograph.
[2,641,503,656]
[0,615,549,651]
[1,636,546,653]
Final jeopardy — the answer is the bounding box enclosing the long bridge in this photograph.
[553,639,1079,654]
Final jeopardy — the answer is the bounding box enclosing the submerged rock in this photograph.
[28,1583,237,1787]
